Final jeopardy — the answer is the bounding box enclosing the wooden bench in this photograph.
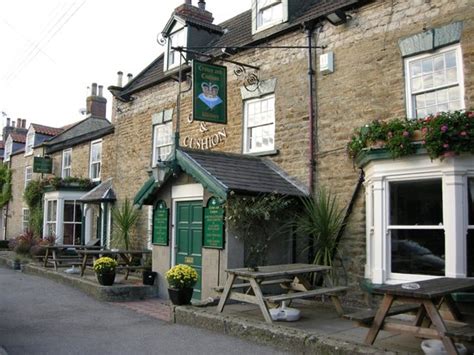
[214,278,293,293]
[265,286,348,303]
[445,325,474,342]
[343,304,421,326]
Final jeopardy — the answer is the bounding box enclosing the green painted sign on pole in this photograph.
[33,157,52,174]
[153,200,169,246]
[203,197,225,249]
[193,60,227,124]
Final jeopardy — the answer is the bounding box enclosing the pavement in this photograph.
[0,255,473,355]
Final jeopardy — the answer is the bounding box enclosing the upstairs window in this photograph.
[256,0,283,31]
[22,208,30,233]
[89,140,102,182]
[62,149,72,178]
[4,137,12,161]
[244,95,275,154]
[152,109,173,166]
[167,28,186,70]
[25,130,34,155]
[405,45,464,118]
[24,166,32,188]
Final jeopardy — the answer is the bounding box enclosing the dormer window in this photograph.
[166,27,187,71]
[25,129,35,155]
[253,0,287,33]
[4,137,12,162]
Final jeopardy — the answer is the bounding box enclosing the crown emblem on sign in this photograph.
[201,82,219,99]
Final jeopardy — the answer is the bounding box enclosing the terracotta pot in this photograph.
[168,287,193,305]
[411,129,425,142]
[96,272,116,286]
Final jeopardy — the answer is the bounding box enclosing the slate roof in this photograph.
[10,133,26,143]
[80,178,116,203]
[44,116,113,154]
[117,0,364,98]
[178,148,308,197]
[31,123,64,137]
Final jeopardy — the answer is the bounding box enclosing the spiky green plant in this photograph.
[295,188,346,270]
[111,199,140,250]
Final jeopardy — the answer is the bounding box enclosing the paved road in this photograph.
[0,267,288,355]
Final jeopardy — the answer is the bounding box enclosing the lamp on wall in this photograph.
[154,158,177,183]
[326,10,348,26]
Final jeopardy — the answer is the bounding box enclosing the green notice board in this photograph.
[203,197,225,249]
[33,157,52,173]
[153,201,169,246]
[192,60,227,124]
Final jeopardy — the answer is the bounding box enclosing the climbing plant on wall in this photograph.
[0,165,11,208]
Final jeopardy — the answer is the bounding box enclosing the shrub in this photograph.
[9,231,36,255]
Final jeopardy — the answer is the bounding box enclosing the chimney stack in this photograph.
[86,82,107,118]
[6,117,10,127]
[127,73,133,83]
[117,71,123,87]
[16,119,21,128]
[198,0,205,10]
[12,120,15,128]
[22,119,26,128]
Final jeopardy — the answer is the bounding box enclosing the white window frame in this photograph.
[89,140,102,182]
[152,121,173,165]
[25,129,35,156]
[404,44,465,119]
[62,148,72,178]
[62,200,82,245]
[256,0,284,31]
[4,136,12,162]
[243,94,276,154]
[45,199,58,238]
[24,166,33,188]
[166,26,186,71]
[365,154,474,285]
[22,208,29,233]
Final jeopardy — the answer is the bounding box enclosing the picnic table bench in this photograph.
[347,278,474,355]
[216,263,347,323]
[43,244,103,270]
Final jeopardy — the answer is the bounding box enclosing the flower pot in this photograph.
[143,271,157,286]
[96,272,116,286]
[411,129,425,142]
[168,287,193,305]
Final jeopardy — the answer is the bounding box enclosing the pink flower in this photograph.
[443,151,455,158]
[403,131,409,137]
[421,140,426,145]
[443,143,449,148]
[460,131,467,136]
[387,131,393,138]
[440,125,448,133]
[468,112,474,118]
[421,127,428,134]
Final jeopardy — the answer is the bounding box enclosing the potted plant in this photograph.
[93,257,118,286]
[165,264,198,305]
[142,258,157,286]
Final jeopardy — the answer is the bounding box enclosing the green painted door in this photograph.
[175,201,203,300]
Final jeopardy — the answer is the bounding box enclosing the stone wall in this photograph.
[314,0,474,302]
[50,141,96,179]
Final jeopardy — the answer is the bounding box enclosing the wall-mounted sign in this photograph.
[33,156,52,174]
[203,197,225,249]
[153,200,169,246]
[193,60,227,124]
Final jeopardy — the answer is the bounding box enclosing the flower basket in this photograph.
[93,257,118,286]
[165,264,198,304]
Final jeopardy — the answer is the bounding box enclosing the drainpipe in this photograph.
[305,22,317,196]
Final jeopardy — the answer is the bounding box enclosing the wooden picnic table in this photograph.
[43,244,103,270]
[76,249,151,279]
[363,278,474,355]
[216,263,347,323]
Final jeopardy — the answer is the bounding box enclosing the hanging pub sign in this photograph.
[203,197,225,249]
[192,60,227,124]
[33,156,52,174]
[153,200,169,246]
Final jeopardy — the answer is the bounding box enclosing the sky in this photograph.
[0,0,251,132]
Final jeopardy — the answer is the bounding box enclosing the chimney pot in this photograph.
[16,119,21,128]
[117,71,123,87]
[127,73,133,83]
[198,0,205,10]
[98,85,104,97]
[22,119,26,128]
[12,120,15,128]
[6,118,10,127]
[185,0,191,4]
[91,83,98,96]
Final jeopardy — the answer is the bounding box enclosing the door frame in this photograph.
[170,184,204,267]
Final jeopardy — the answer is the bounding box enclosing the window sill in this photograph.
[24,152,33,157]
[244,149,279,157]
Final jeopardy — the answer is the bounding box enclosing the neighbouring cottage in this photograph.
[106,0,474,303]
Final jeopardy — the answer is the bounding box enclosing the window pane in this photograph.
[469,178,474,225]
[75,204,82,223]
[410,61,422,77]
[446,68,457,84]
[422,59,433,73]
[433,55,444,71]
[445,51,457,68]
[64,201,75,222]
[468,230,474,277]
[391,229,445,276]
[63,224,74,245]
[390,180,442,225]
